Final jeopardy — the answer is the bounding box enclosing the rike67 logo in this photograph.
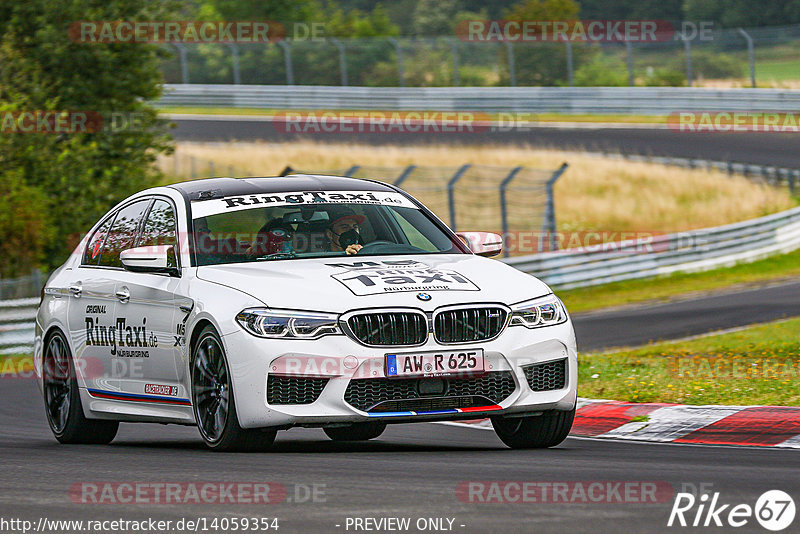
[668,490,795,531]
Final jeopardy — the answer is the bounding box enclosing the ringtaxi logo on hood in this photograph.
[191,190,417,218]
[328,260,479,296]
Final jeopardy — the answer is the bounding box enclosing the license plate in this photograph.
[386,349,485,378]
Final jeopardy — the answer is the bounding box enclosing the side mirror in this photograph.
[456,232,503,257]
[120,245,180,276]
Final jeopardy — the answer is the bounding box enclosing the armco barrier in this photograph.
[0,298,38,354]
[157,85,800,115]
[504,206,800,289]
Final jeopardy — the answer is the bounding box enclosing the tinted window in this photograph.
[82,216,114,266]
[191,202,465,266]
[97,200,150,268]
[138,199,179,268]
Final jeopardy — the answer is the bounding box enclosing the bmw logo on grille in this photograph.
[416,293,432,301]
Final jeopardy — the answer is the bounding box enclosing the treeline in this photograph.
[194,0,800,38]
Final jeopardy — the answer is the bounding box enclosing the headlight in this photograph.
[509,294,568,329]
[236,309,343,339]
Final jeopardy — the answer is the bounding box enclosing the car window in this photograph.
[138,199,179,268]
[189,190,466,265]
[391,208,437,250]
[97,199,151,268]
[82,215,114,266]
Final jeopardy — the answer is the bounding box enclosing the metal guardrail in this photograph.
[0,298,38,354]
[157,85,800,115]
[504,206,800,289]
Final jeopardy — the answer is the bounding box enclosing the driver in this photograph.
[325,207,365,255]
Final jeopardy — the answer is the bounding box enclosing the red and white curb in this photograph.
[451,398,800,448]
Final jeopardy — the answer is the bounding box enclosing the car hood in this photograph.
[195,254,551,312]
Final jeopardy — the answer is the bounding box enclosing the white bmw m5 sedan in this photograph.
[35,174,577,451]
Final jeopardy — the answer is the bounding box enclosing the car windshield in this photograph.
[189,190,466,266]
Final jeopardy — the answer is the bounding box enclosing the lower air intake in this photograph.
[267,375,329,405]
[522,358,567,392]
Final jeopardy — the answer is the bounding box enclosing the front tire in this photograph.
[191,326,276,452]
[324,422,386,441]
[491,409,575,449]
[42,330,118,444]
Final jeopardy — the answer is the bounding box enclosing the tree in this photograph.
[503,0,585,86]
[682,0,800,28]
[0,0,173,272]
[578,0,684,24]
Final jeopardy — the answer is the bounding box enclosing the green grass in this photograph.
[756,58,800,82]
[158,106,666,125]
[579,317,800,405]
[559,247,800,314]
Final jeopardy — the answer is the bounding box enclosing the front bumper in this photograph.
[221,320,578,429]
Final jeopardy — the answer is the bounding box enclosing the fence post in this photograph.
[344,165,360,177]
[505,41,516,86]
[542,163,568,251]
[791,170,798,195]
[331,38,348,86]
[625,40,634,86]
[681,33,693,87]
[447,164,471,231]
[499,166,523,258]
[277,41,294,85]
[564,38,574,87]
[388,38,405,87]
[737,28,756,88]
[227,43,241,84]
[448,38,460,87]
[173,43,189,84]
[394,165,416,186]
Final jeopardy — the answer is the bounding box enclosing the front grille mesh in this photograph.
[344,371,516,412]
[434,307,508,343]
[267,375,329,405]
[347,312,427,346]
[522,358,567,391]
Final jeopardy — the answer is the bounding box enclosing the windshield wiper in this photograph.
[254,252,297,261]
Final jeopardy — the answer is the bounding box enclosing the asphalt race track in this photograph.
[573,280,800,352]
[1,379,799,534]
[3,281,800,533]
[171,116,800,168]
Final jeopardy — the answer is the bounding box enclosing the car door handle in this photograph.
[115,288,130,303]
[68,285,82,298]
